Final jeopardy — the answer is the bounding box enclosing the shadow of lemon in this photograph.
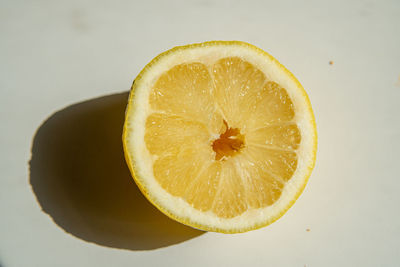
[29,92,204,250]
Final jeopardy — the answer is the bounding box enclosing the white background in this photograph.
[1,0,399,266]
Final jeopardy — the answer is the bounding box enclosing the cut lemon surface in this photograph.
[123,41,317,233]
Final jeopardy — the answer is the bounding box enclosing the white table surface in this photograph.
[1,0,399,266]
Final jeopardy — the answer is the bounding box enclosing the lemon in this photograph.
[123,41,317,233]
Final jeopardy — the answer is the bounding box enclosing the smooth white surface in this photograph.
[1,0,399,266]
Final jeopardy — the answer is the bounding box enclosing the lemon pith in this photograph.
[123,41,317,233]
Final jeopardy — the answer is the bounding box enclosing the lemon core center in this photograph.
[212,120,245,160]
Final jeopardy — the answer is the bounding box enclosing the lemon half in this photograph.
[123,41,317,233]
